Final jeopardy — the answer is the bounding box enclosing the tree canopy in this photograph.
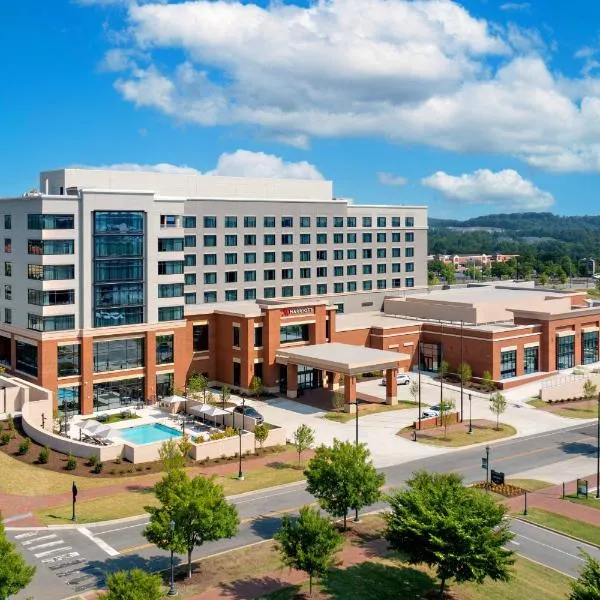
[570,552,600,600]
[0,518,35,600]
[384,471,514,595]
[104,569,163,600]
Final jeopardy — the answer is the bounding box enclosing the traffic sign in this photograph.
[481,457,488,469]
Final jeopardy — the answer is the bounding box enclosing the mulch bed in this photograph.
[472,481,525,497]
[0,417,289,479]
[398,419,498,441]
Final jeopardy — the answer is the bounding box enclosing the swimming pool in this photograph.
[119,423,182,445]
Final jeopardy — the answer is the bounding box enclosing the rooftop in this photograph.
[336,311,421,331]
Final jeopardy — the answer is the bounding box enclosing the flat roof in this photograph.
[185,301,262,318]
[276,342,408,375]
[336,311,421,331]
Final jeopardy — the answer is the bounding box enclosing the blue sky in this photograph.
[3,0,600,218]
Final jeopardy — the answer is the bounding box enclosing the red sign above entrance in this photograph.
[281,307,314,317]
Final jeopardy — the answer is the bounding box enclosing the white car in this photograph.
[422,405,441,418]
[380,373,411,386]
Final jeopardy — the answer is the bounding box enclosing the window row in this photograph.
[28,239,74,255]
[28,313,74,332]
[202,232,414,247]
[28,214,75,230]
[197,215,415,229]
[500,347,541,379]
[28,289,75,306]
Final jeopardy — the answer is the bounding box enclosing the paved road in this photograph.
[9,421,600,599]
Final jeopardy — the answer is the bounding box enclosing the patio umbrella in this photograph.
[94,425,116,442]
[203,405,229,427]
[163,395,186,404]
[188,403,212,416]
[80,420,103,434]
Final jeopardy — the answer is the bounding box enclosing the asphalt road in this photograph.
[9,421,600,599]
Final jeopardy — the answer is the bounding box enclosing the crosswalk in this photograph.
[14,531,103,593]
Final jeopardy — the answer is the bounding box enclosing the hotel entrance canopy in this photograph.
[275,343,408,376]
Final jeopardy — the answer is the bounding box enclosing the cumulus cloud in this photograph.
[500,2,531,11]
[422,168,554,211]
[377,172,408,186]
[83,0,600,172]
[72,149,324,180]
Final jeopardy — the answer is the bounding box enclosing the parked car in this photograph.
[380,373,411,386]
[233,405,264,424]
[422,405,441,418]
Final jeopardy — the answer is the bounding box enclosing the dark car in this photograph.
[233,405,264,424]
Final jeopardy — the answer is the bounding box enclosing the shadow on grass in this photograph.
[218,575,303,599]
[322,561,436,600]
[265,461,295,470]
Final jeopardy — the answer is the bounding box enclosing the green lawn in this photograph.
[565,494,600,511]
[324,402,418,423]
[521,508,600,546]
[260,556,571,600]
[505,479,552,492]
[528,398,597,419]
[399,422,516,448]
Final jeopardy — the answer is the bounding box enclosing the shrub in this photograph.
[224,426,237,438]
[6,414,14,431]
[145,465,152,470]
[65,453,77,471]
[220,453,227,461]
[18,438,31,455]
[38,447,50,464]
[0,432,11,445]
[115,456,122,464]
[88,454,98,467]
[109,469,116,475]
[93,462,104,474]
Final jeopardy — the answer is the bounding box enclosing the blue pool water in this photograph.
[119,423,182,445]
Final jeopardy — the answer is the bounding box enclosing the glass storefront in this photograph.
[93,338,145,373]
[93,377,144,412]
[156,373,173,398]
[556,334,575,370]
[419,343,441,372]
[15,341,38,377]
[58,344,80,377]
[500,350,517,379]
[156,335,174,365]
[524,346,539,374]
[58,386,81,419]
[582,331,599,365]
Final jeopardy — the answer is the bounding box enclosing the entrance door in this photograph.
[279,364,287,394]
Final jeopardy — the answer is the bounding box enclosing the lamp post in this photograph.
[596,392,600,499]
[238,398,245,480]
[439,320,444,405]
[418,362,422,431]
[485,445,490,484]
[168,519,177,596]
[354,397,360,523]
[468,393,473,434]
[460,320,464,423]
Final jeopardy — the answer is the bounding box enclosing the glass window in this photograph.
[95,306,143,328]
[347,281,357,292]
[377,264,387,274]
[28,264,74,280]
[282,286,294,297]
[28,239,74,255]
[224,253,237,265]
[28,314,75,332]
[281,216,294,228]
[184,254,196,267]
[93,377,144,412]
[317,284,327,294]
[347,265,357,276]
[405,277,415,288]
[225,290,238,302]
[281,234,294,245]
[377,279,387,289]
[363,249,372,259]
[160,215,179,228]
[185,273,196,285]
[392,278,401,288]
[203,235,217,247]
[333,233,343,244]
[317,266,327,277]
[282,268,294,280]
[156,373,174,398]
[3,285,10,300]
[225,216,238,228]
[94,283,143,309]
[377,248,386,258]
[264,252,276,263]
[334,250,343,260]
[204,291,217,303]
[392,248,401,258]
[334,266,343,276]
[254,326,263,347]
[4,238,10,253]
[264,287,276,298]
[347,217,356,227]
[264,234,276,246]
[27,214,75,230]
[280,324,309,343]
[157,260,184,275]
[300,217,311,228]
[282,251,293,262]
[406,247,415,257]
[244,289,256,300]
[363,280,372,291]
[334,216,344,228]
[362,216,372,227]
[500,350,517,379]
[245,270,257,282]
[4,215,10,230]
[225,272,238,283]
[244,252,256,264]
[300,285,311,296]
[300,267,311,278]
[244,234,256,246]
[347,233,356,243]
[184,235,197,248]
[158,306,184,321]
[156,334,174,364]
[95,235,143,257]
[264,269,276,281]
[405,232,415,242]
[363,265,372,275]
[204,272,217,285]
[225,235,237,247]
[406,263,415,272]
[94,211,144,234]
[158,283,184,298]
[362,233,372,243]
[300,251,311,261]
[405,217,415,227]
[16,340,37,376]
[300,234,311,244]
[316,250,327,260]
[334,282,343,293]
[393,263,401,273]
[377,217,386,227]
[264,216,276,228]
[28,289,75,306]
[233,326,240,347]
[58,344,80,377]
[58,386,81,419]
[419,342,441,372]
[377,232,386,243]
[316,233,327,244]
[193,324,209,351]
[316,217,327,228]
[203,216,217,228]
[524,346,539,374]
[583,331,599,365]
[244,216,256,228]
[183,216,197,228]
[158,238,184,252]
[392,216,401,227]
[348,249,357,260]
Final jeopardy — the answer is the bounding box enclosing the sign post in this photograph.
[482,445,490,483]
[72,481,78,521]
[577,479,589,498]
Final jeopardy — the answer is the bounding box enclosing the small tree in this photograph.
[481,370,496,394]
[158,438,185,473]
[178,433,193,461]
[187,373,209,401]
[409,380,419,404]
[583,379,598,401]
[275,505,343,596]
[489,391,508,431]
[438,398,455,440]
[570,551,600,600]
[305,439,385,529]
[249,376,264,401]
[221,385,231,410]
[253,423,269,450]
[439,360,449,385]
[539,272,549,286]
[104,568,163,600]
[384,471,514,596]
[293,424,315,465]
[457,362,472,388]
[144,471,239,579]
[0,517,36,599]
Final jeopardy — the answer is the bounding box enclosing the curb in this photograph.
[514,516,600,549]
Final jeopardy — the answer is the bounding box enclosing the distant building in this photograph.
[428,253,519,272]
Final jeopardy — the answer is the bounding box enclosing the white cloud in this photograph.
[500,3,531,11]
[422,168,554,210]
[72,149,324,180]
[83,0,600,172]
[377,172,408,186]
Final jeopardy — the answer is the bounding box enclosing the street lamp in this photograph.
[168,519,177,596]
[468,393,473,434]
[238,398,246,480]
[439,320,444,405]
[354,397,360,523]
[596,392,600,499]
[460,320,464,423]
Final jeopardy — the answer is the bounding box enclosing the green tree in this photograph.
[570,551,600,600]
[481,370,496,394]
[409,379,419,404]
[104,568,163,600]
[293,424,315,465]
[305,439,385,529]
[384,471,514,596]
[583,379,598,401]
[539,272,549,286]
[438,398,455,440]
[253,422,269,450]
[144,471,239,578]
[221,385,231,410]
[249,376,264,401]
[158,438,185,473]
[275,505,343,596]
[187,373,209,401]
[457,362,472,388]
[439,360,449,385]
[0,517,35,600]
[443,264,456,284]
[489,391,508,431]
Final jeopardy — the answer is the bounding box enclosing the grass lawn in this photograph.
[505,479,553,492]
[35,462,305,524]
[527,398,597,419]
[521,508,600,546]
[565,494,600,511]
[399,421,516,448]
[324,402,417,423]
[259,555,571,600]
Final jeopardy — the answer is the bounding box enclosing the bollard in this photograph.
[562,482,566,499]
[524,491,528,516]
[412,430,417,442]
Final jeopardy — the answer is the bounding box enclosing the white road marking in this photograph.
[509,540,520,546]
[41,552,79,564]
[78,527,119,557]
[34,546,72,558]
[28,540,65,551]
[23,534,57,546]
[514,533,584,561]
[94,522,147,535]
[235,488,302,505]
[14,532,38,539]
